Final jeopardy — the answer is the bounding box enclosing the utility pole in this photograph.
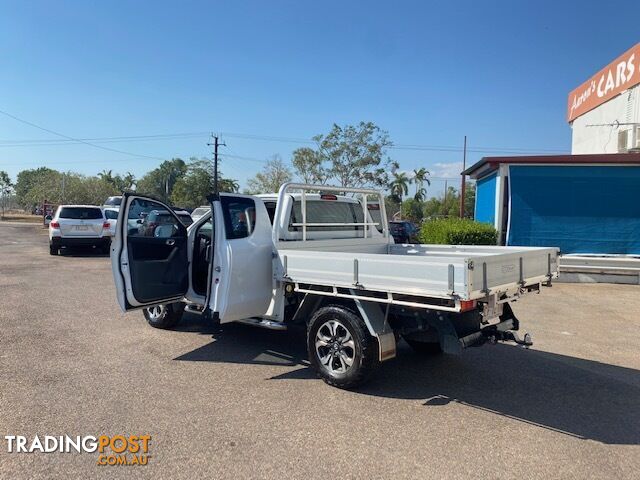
[207,134,225,197]
[443,180,448,217]
[459,135,467,218]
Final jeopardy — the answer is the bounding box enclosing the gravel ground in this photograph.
[1,222,639,479]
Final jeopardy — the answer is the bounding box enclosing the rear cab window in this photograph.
[289,200,364,232]
[59,207,103,220]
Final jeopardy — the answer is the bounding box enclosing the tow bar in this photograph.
[482,303,533,349]
[486,330,533,349]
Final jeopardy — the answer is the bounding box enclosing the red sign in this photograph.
[567,43,640,122]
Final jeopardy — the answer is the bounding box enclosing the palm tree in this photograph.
[412,168,431,202]
[389,171,411,218]
[220,178,240,193]
[123,172,136,190]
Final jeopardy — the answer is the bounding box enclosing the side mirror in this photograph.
[136,219,142,224]
[45,215,52,220]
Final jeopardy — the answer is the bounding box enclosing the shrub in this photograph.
[419,218,497,245]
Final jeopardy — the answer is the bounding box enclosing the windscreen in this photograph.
[192,207,209,217]
[59,207,103,220]
[104,196,122,206]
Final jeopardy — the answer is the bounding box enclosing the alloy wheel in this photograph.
[315,319,356,374]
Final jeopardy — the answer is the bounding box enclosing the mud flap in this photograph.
[351,295,396,362]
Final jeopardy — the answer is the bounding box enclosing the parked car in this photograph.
[49,205,111,255]
[103,207,119,237]
[103,196,122,209]
[110,183,559,389]
[389,221,418,243]
[137,209,192,237]
[190,206,210,223]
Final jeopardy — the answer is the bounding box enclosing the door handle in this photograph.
[166,239,175,246]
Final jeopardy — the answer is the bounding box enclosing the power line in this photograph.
[220,131,568,154]
[0,132,210,146]
[0,122,569,155]
[0,109,169,161]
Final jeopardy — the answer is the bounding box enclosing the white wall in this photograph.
[571,84,640,154]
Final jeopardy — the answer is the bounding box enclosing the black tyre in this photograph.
[49,245,58,256]
[143,303,185,329]
[403,336,443,355]
[307,305,379,389]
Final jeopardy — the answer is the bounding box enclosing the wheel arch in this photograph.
[295,293,396,362]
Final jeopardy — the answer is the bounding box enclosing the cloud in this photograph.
[429,162,463,179]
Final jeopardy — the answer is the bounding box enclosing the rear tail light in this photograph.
[459,300,477,312]
[50,221,60,229]
[103,222,110,229]
[320,194,338,200]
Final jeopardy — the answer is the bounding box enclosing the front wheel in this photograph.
[307,305,379,389]
[143,303,185,329]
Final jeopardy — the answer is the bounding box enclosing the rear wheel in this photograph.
[143,302,185,329]
[307,305,379,389]
[49,244,58,255]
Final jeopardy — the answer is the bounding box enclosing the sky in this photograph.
[1,0,639,195]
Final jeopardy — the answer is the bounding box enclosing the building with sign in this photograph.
[569,43,640,154]
[466,43,640,282]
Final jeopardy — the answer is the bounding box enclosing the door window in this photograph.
[127,199,184,239]
[221,197,256,239]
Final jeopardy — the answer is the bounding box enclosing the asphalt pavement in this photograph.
[1,222,639,479]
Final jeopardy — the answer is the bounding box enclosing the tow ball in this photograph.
[486,331,533,349]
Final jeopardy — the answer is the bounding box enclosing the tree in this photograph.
[383,195,400,221]
[291,147,328,185]
[389,171,411,217]
[423,185,461,219]
[122,172,136,191]
[463,182,475,218]
[15,167,64,209]
[98,170,136,192]
[289,122,393,188]
[171,158,238,208]
[136,158,188,203]
[0,171,14,217]
[245,155,293,194]
[412,167,431,202]
[401,198,424,224]
[219,178,240,193]
[314,122,392,188]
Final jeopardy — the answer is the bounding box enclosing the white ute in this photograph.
[111,184,559,388]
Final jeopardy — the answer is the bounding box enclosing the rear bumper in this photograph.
[51,236,111,248]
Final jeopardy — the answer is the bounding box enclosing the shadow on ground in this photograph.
[57,246,110,258]
[174,314,640,445]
